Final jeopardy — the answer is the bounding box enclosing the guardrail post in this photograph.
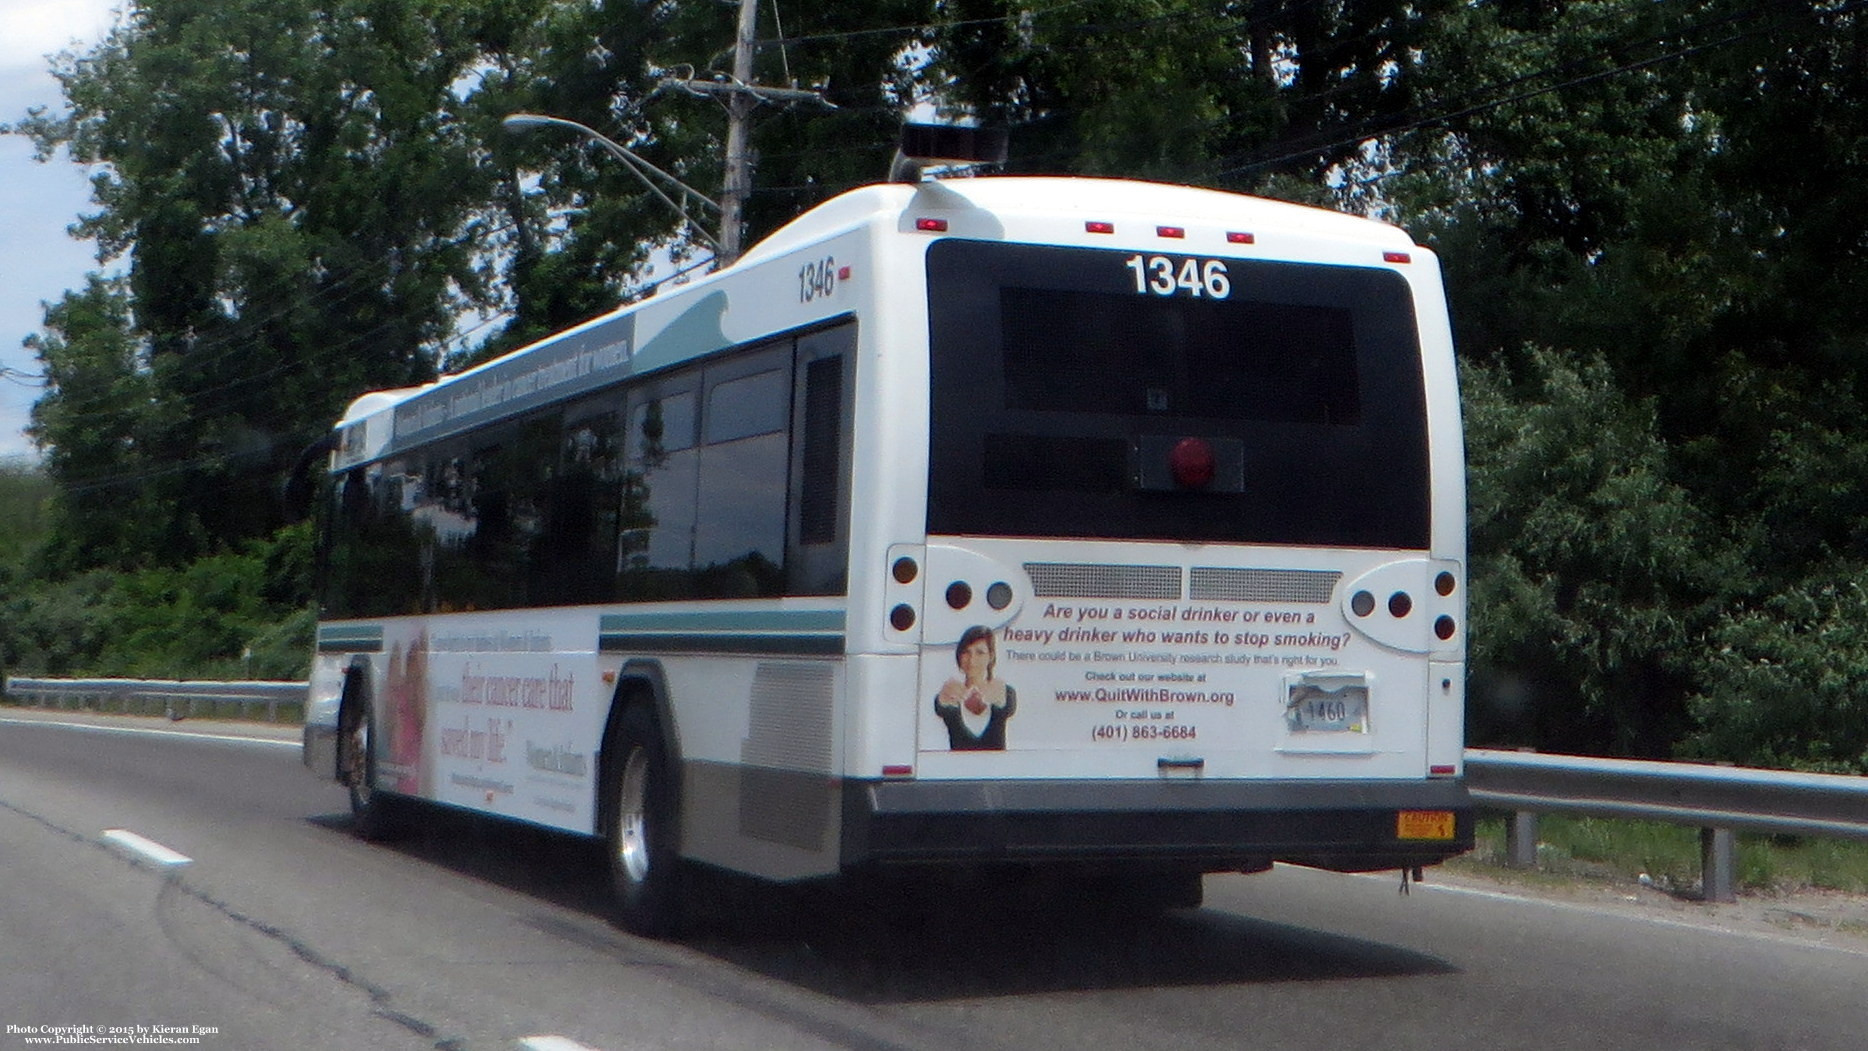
[1506,810,1540,868]
[1700,827,1736,903]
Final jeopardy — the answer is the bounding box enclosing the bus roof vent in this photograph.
[890,123,1009,183]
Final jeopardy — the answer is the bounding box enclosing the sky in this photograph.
[0,0,123,463]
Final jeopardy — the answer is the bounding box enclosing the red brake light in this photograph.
[1384,250,1412,264]
[1169,437,1216,489]
[1086,221,1115,234]
[1227,231,1255,244]
[916,217,948,232]
[1157,225,1185,239]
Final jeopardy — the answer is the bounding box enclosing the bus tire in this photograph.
[338,683,404,841]
[606,703,685,938]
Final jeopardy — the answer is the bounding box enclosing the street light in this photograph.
[500,113,725,257]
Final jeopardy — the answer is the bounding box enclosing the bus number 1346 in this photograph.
[1125,255,1230,299]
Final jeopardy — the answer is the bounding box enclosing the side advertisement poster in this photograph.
[918,598,1359,754]
[373,623,595,832]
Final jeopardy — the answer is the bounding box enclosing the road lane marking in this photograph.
[101,828,193,868]
[0,715,299,750]
[519,1037,607,1051]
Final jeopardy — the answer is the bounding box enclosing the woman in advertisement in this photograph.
[934,625,1016,750]
[384,631,429,793]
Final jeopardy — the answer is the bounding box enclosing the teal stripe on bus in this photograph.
[317,625,385,653]
[598,610,846,633]
[598,609,846,657]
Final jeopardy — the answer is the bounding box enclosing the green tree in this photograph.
[462,0,938,366]
[1347,0,1868,763]
[23,276,175,568]
[1462,347,1733,756]
[1687,577,1868,774]
[0,447,56,568]
[17,0,497,570]
[926,0,1459,188]
[13,0,1868,768]
[0,459,55,686]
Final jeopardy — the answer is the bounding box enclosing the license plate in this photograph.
[1285,683,1369,733]
[1397,810,1455,840]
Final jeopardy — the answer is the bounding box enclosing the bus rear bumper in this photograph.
[840,777,1474,874]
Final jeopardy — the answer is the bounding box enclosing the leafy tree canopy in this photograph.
[10,0,1868,768]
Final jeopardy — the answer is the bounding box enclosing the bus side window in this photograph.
[534,397,626,604]
[319,468,377,618]
[787,324,854,595]
[323,462,427,618]
[693,357,789,598]
[622,384,701,599]
[447,416,558,610]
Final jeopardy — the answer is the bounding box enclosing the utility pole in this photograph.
[720,0,758,264]
[661,0,829,264]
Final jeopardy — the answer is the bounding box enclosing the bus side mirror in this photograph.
[281,433,337,523]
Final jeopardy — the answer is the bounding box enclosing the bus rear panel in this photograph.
[846,220,1470,877]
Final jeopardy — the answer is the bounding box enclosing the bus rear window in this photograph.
[926,240,1430,548]
[1001,287,1360,425]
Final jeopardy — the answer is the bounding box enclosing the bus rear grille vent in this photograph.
[1189,567,1342,604]
[1024,562,1182,599]
[739,662,835,852]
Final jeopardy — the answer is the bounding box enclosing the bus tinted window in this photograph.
[322,323,856,619]
[705,368,788,442]
[623,385,702,597]
[543,402,626,604]
[692,352,790,597]
[321,463,424,618]
[797,355,844,545]
[630,390,698,454]
[926,240,1429,548]
[1002,287,1360,424]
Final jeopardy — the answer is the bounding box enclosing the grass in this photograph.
[1454,814,1868,896]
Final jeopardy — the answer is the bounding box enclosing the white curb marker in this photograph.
[518,1037,606,1051]
[101,829,193,868]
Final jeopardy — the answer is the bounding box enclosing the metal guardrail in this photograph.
[2,677,308,722]
[1465,748,1868,902]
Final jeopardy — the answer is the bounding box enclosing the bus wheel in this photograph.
[338,688,402,840]
[607,704,684,937]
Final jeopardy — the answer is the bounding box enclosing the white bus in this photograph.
[303,162,1472,935]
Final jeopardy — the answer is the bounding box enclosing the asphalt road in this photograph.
[3,709,1865,1051]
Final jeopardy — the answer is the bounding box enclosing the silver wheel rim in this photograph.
[616,746,651,884]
